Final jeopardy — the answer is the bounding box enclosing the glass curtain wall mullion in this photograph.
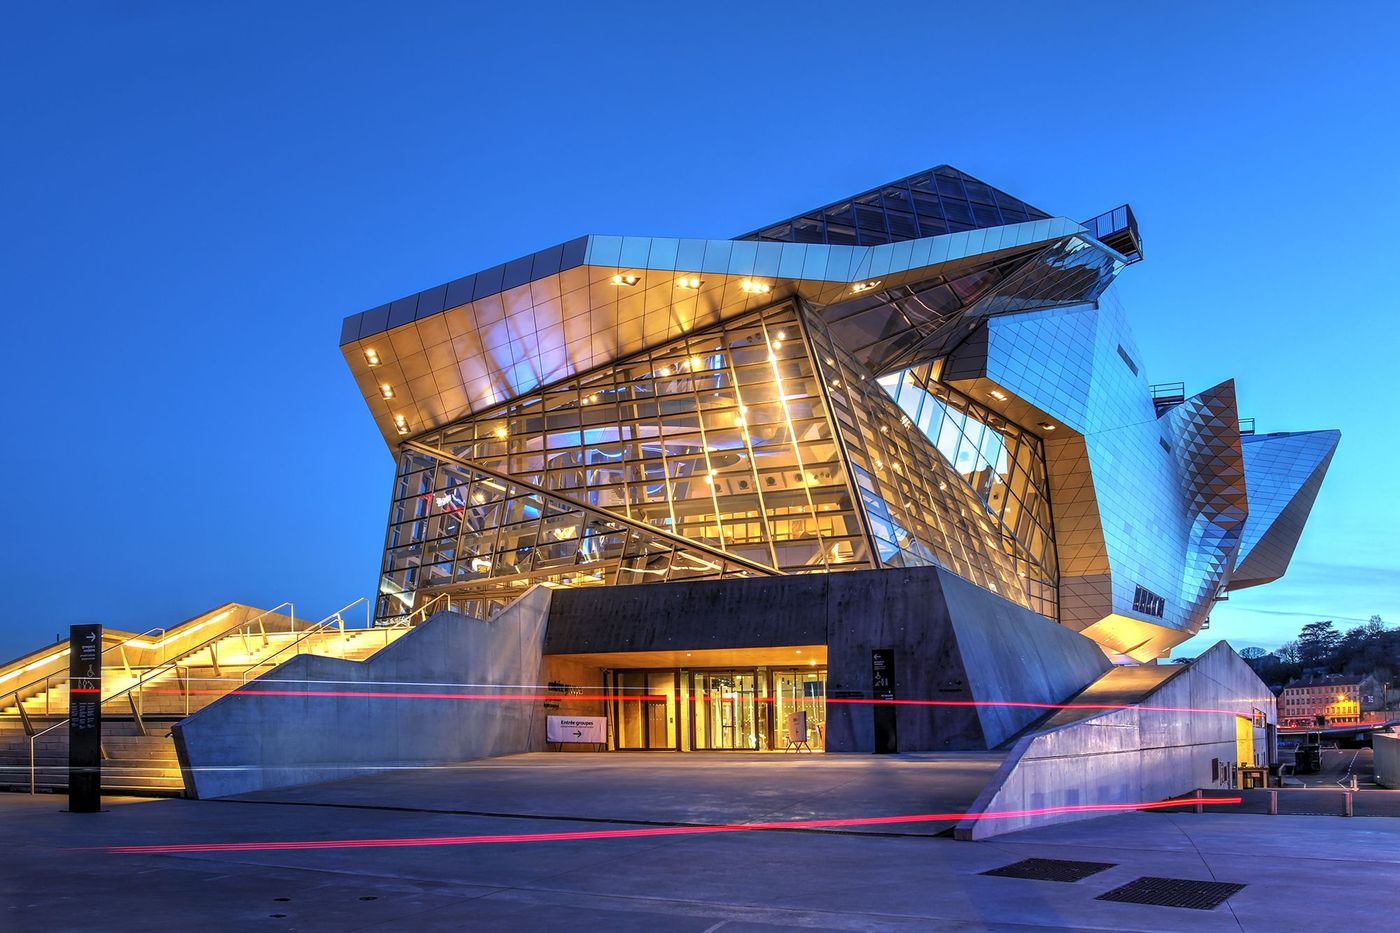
[718,318,783,570]
[794,300,881,572]
[755,310,826,569]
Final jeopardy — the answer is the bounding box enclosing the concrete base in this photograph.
[174,567,1120,797]
[173,587,554,798]
[956,640,1277,839]
[545,565,1111,752]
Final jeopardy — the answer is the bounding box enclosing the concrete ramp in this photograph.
[955,641,1274,839]
[173,587,555,799]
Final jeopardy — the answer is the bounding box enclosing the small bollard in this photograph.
[1268,790,1278,815]
[1344,792,1353,817]
[1194,788,1204,814]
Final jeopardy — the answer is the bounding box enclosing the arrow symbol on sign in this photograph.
[573,730,583,737]
[85,632,97,643]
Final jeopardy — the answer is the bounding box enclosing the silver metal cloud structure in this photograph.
[341,166,1337,660]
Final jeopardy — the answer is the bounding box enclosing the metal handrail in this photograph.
[0,601,283,720]
[237,597,370,684]
[0,619,189,724]
[21,601,295,794]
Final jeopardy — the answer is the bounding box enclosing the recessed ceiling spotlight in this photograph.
[740,279,772,295]
[1038,421,1057,432]
[852,280,881,293]
[393,414,409,435]
[364,348,381,366]
[380,384,395,399]
[988,389,1008,401]
[611,273,640,287]
[676,275,702,289]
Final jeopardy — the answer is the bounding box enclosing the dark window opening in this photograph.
[1133,585,1165,618]
[1116,344,1138,375]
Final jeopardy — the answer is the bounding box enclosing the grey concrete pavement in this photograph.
[228,751,1006,835]
[4,753,1400,931]
[4,790,1400,932]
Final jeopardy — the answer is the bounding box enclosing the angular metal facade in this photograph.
[343,166,1338,658]
[1231,429,1340,589]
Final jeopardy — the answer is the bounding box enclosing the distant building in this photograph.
[1280,674,1383,726]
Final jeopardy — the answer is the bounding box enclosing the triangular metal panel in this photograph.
[1231,430,1340,589]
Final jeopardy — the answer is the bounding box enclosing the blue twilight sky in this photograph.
[2,2,1397,662]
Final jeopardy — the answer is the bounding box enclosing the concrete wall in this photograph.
[173,586,555,798]
[548,565,1110,753]
[824,567,1109,752]
[942,570,1112,748]
[535,654,608,752]
[955,641,1276,840]
[545,573,828,655]
[1376,733,1400,788]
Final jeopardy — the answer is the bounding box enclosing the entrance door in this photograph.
[773,668,827,750]
[691,671,761,750]
[613,670,678,749]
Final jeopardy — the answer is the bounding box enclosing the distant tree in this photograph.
[1298,620,1342,667]
[1339,626,1370,672]
[1366,614,1387,637]
[1276,640,1302,665]
[1239,647,1267,660]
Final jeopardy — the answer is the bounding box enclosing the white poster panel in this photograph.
[787,711,807,743]
[547,715,607,743]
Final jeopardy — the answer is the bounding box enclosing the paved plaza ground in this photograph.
[3,753,1398,931]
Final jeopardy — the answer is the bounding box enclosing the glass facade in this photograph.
[377,445,773,621]
[378,295,1059,620]
[803,310,1057,615]
[377,301,875,619]
[738,165,1049,245]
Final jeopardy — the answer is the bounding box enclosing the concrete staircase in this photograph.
[0,610,406,797]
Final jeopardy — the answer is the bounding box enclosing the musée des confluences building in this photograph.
[337,165,1338,756]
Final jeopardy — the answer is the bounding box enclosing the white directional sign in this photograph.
[547,715,607,744]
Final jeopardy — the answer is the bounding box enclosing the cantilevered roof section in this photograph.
[339,166,1140,447]
[341,219,1126,446]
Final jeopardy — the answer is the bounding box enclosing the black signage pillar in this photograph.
[871,648,897,754]
[68,624,102,813]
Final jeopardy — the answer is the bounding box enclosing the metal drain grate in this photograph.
[981,858,1117,883]
[1096,876,1245,910]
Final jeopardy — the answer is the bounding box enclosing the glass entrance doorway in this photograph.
[612,670,678,749]
[606,664,827,751]
[773,669,827,750]
[691,671,762,750]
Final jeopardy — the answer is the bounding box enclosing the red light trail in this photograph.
[99,797,1242,855]
[134,683,1248,719]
